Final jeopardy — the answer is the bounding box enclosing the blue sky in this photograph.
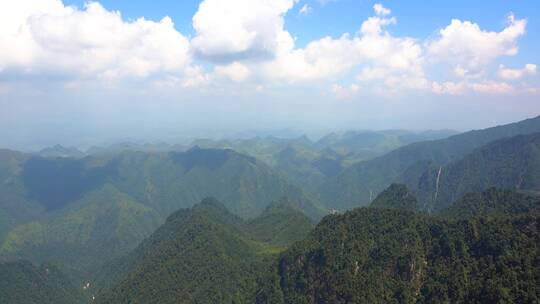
[59,0,540,51]
[0,0,539,150]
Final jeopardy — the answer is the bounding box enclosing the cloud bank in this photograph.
[0,1,537,96]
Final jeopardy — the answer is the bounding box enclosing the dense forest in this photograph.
[1,116,540,303]
[258,188,540,303]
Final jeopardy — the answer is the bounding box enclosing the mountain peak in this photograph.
[370,183,419,211]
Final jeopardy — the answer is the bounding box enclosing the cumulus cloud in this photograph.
[0,0,193,84]
[191,0,296,62]
[427,14,527,73]
[214,62,252,82]
[261,4,425,89]
[471,80,514,94]
[0,1,536,96]
[431,81,467,95]
[497,64,537,80]
[373,4,391,16]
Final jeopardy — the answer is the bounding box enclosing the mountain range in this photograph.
[2,116,540,302]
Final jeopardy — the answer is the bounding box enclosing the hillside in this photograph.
[248,198,315,247]
[260,205,540,303]
[439,188,540,219]
[0,147,324,282]
[182,130,456,192]
[314,129,458,164]
[0,185,161,278]
[318,115,540,210]
[95,197,314,303]
[370,184,419,211]
[415,132,540,212]
[0,261,86,304]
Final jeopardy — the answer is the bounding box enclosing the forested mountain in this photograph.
[369,184,419,211]
[0,147,324,282]
[314,129,458,164]
[248,198,315,247]
[439,187,540,219]
[95,198,314,304]
[318,116,540,210]
[260,201,540,303]
[414,132,540,212]
[178,130,456,192]
[0,185,162,278]
[0,261,86,304]
[2,117,540,303]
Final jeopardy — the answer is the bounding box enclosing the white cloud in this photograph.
[497,64,537,80]
[0,0,193,83]
[214,62,252,82]
[373,4,391,16]
[299,4,312,16]
[261,4,425,88]
[427,14,527,73]
[191,0,296,62]
[0,1,535,97]
[431,81,467,95]
[471,80,514,94]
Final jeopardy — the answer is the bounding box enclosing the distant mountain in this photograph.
[0,260,85,304]
[0,184,161,278]
[370,184,419,211]
[96,197,314,303]
[0,149,37,242]
[416,132,540,212]
[183,130,455,193]
[86,142,180,155]
[314,129,458,164]
[260,204,540,303]
[38,144,86,158]
[318,116,540,211]
[109,147,324,219]
[0,147,324,282]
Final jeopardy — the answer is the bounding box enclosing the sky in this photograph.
[0,0,539,150]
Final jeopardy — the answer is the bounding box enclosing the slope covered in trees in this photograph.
[415,132,540,212]
[439,187,540,219]
[248,198,315,247]
[370,184,419,211]
[95,197,314,304]
[0,184,161,278]
[0,147,324,283]
[96,198,259,303]
[260,203,540,303]
[0,261,86,304]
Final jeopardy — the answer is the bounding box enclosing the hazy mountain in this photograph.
[318,115,540,211]
[0,149,38,242]
[38,144,86,158]
[86,142,181,156]
[0,184,161,278]
[314,129,458,164]
[0,260,86,304]
[0,147,324,282]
